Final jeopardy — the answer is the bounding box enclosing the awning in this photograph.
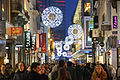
[72,49,92,58]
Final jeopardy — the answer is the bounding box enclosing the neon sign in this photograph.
[113,16,117,28]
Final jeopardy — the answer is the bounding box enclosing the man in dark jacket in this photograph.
[66,61,76,80]
[13,62,28,80]
[28,62,41,80]
[51,60,65,80]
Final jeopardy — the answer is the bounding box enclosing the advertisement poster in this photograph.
[39,33,46,53]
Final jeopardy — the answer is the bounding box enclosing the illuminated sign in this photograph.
[25,32,31,50]
[11,27,22,36]
[84,3,91,16]
[32,36,36,50]
[39,33,46,53]
[113,16,117,28]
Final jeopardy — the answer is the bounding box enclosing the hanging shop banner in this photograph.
[32,36,36,50]
[94,16,98,28]
[92,29,99,37]
[0,20,6,34]
[11,27,22,36]
[39,33,46,53]
[25,31,32,50]
[113,16,117,28]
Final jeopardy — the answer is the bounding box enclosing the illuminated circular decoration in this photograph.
[64,45,70,51]
[57,52,62,56]
[65,36,74,45]
[42,6,63,28]
[57,48,62,53]
[68,24,83,39]
[55,41,62,49]
[63,52,67,57]
[74,40,82,45]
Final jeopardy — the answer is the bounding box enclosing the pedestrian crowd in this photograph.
[0,60,118,80]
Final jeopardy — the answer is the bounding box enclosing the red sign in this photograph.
[107,51,111,56]
[11,27,22,36]
[39,33,46,53]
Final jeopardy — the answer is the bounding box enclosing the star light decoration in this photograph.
[42,6,63,28]
[68,24,83,39]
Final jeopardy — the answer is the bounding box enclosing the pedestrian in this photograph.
[40,65,49,80]
[0,64,11,80]
[28,62,41,80]
[51,60,71,80]
[13,62,28,80]
[91,64,107,80]
[56,67,71,80]
[66,61,76,80]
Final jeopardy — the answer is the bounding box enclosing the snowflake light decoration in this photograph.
[64,44,70,51]
[42,6,63,28]
[68,24,83,39]
[65,35,74,45]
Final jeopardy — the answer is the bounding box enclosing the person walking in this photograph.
[28,62,41,80]
[51,60,71,80]
[56,67,71,80]
[91,64,107,80]
[13,62,28,80]
[0,64,11,80]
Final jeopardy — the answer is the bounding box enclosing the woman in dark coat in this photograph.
[13,62,28,80]
[0,64,11,80]
[56,67,71,80]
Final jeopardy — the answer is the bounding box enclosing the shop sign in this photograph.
[113,16,117,28]
[99,42,104,47]
[0,20,6,34]
[94,16,98,28]
[107,51,111,56]
[101,25,111,31]
[32,36,36,50]
[112,31,117,34]
[11,27,22,36]
[39,33,46,53]
[89,18,94,29]
[108,36,117,48]
[92,29,99,37]
[100,48,104,53]
[25,32,31,50]
[0,39,6,45]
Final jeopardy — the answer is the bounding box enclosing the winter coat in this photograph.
[28,71,41,80]
[41,74,49,80]
[91,70,107,80]
[66,67,76,80]
[13,70,28,80]
[0,72,11,80]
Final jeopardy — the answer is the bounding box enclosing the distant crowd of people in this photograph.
[0,60,119,80]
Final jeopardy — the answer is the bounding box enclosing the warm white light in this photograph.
[68,24,83,39]
[65,35,74,45]
[57,52,62,56]
[63,52,67,57]
[42,6,63,28]
[55,41,62,49]
[57,48,62,53]
[64,45,69,51]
